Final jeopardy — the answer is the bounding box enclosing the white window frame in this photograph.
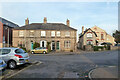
[40,40,47,47]
[56,31,60,37]
[65,31,70,37]
[64,41,71,48]
[41,31,46,37]
[29,30,34,37]
[51,31,55,37]
[19,31,24,37]
[87,33,92,38]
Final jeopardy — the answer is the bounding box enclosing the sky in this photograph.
[0,1,118,39]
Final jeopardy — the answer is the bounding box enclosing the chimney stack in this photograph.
[44,17,47,24]
[25,18,29,25]
[82,26,84,34]
[66,19,70,27]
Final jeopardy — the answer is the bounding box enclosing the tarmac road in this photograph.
[3,50,118,79]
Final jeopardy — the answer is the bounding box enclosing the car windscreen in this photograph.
[0,49,11,55]
[15,49,26,54]
[40,47,46,49]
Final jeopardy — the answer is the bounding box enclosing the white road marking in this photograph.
[6,64,33,79]
[6,61,42,79]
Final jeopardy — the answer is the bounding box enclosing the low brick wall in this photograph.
[84,45,93,51]
[110,46,120,50]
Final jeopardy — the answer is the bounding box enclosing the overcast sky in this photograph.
[0,1,118,39]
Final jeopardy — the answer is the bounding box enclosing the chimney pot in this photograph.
[25,18,29,25]
[44,17,47,24]
[82,26,84,34]
[66,19,70,27]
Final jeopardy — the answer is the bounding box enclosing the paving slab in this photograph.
[90,66,118,78]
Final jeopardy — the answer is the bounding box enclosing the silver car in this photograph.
[0,47,29,69]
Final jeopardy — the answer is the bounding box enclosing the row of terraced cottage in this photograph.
[0,17,115,52]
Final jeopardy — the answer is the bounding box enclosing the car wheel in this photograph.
[8,60,16,69]
[31,51,34,54]
[43,51,46,54]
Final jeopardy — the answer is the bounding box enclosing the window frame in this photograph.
[19,31,24,37]
[101,34,104,39]
[64,41,71,48]
[87,33,93,38]
[41,31,46,37]
[29,30,34,37]
[65,31,70,37]
[51,31,55,37]
[56,31,60,37]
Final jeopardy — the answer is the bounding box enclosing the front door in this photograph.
[51,41,55,51]
[40,41,47,47]
[56,41,60,50]
[31,42,33,50]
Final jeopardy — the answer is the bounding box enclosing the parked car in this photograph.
[115,43,120,46]
[0,59,7,72]
[0,47,29,69]
[31,47,48,54]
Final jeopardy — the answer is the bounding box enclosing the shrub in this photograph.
[47,42,51,53]
[33,42,40,49]
[70,50,73,52]
[93,46,104,51]
[104,45,111,50]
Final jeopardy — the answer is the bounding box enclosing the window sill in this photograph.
[65,36,70,38]
[51,36,55,38]
[41,36,46,38]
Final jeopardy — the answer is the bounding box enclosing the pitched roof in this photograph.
[0,17,19,28]
[91,26,106,32]
[14,23,77,31]
[79,28,97,38]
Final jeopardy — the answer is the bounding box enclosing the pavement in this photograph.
[89,66,118,78]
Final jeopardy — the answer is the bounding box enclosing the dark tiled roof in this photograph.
[14,23,77,31]
[79,28,97,38]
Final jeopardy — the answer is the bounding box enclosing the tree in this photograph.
[113,30,120,43]
[33,42,40,49]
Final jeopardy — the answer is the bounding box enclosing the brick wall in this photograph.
[110,45,120,50]
[0,21,3,48]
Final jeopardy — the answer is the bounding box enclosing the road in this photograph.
[3,50,118,79]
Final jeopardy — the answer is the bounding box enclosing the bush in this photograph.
[70,50,73,52]
[33,42,40,49]
[47,42,51,53]
[104,45,111,50]
[93,46,104,51]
